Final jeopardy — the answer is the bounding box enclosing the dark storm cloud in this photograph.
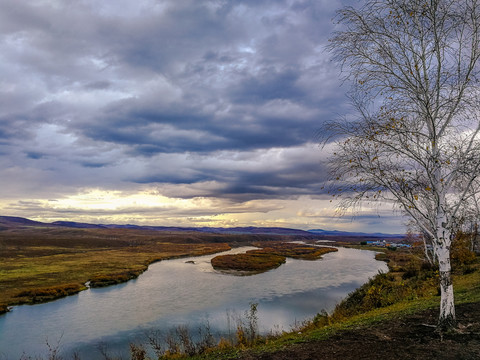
[127,143,330,202]
[229,68,306,104]
[25,151,46,160]
[0,0,348,201]
[81,161,109,168]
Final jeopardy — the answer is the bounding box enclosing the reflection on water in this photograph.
[0,246,387,359]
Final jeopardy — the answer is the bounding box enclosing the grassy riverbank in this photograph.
[196,248,480,360]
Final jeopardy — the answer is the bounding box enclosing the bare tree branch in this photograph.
[325,0,480,329]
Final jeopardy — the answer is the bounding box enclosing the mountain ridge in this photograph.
[0,216,404,237]
[307,228,405,238]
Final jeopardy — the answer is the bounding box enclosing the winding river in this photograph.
[0,245,387,359]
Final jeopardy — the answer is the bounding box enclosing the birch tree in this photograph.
[326,0,480,329]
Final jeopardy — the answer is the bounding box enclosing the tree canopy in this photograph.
[326,0,480,328]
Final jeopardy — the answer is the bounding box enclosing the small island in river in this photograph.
[211,242,338,273]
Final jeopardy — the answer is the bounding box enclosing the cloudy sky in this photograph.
[0,0,405,233]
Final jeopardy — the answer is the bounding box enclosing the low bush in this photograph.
[451,232,477,273]
[14,283,86,303]
[330,261,438,321]
[0,304,8,314]
[89,269,146,287]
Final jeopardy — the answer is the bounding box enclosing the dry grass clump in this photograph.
[14,283,87,304]
[89,269,146,287]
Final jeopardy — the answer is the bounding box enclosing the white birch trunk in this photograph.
[435,226,456,328]
[433,150,456,328]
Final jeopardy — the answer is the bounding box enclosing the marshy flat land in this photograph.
[0,227,221,309]
[0,222,321,311]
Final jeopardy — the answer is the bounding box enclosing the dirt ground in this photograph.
[239,302,480,360]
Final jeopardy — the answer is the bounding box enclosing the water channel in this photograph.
[0,245,388,359]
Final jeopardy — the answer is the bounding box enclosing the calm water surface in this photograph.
[0,245,387,359]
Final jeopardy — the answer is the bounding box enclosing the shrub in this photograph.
[235,303,259,347]
[330,263,438,320]
[15,283,85,303]
[129,344,147,360]
[451,232,477,271]
[89,269,145,287]
[312,309,330,327]
[0,304,8,314]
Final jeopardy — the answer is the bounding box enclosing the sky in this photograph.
[0,0,406,233]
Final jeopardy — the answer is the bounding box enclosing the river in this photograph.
[0,245,387,359]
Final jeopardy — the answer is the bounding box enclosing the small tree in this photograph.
[326,0,480,329]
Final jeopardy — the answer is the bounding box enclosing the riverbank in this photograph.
[237,301,480,360]
[60,245,475,360]
[1,237,231,309]
[197,248,480,359]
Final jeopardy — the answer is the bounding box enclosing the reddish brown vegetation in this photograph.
[14,283,86,304]
[211,253,286,272]
[1,223,333,308]
[89,270,146,287]
[212,242,337,273]
[251,242,338,260]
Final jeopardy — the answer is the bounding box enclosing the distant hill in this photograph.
[89,224,312,236]
[51,221,108,229]
[307,229,405,238]
[0,216,311,236]
[0,216,404,237]
[0,216,49,229]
